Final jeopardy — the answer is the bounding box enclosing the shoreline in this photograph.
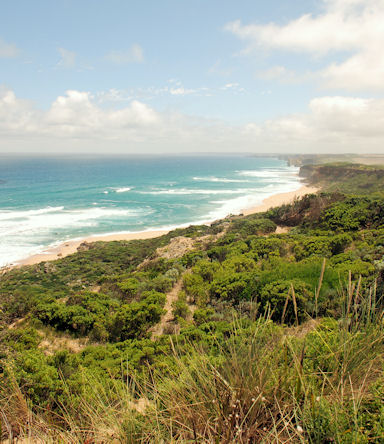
[242,184,318,215]
[13,184,318,268]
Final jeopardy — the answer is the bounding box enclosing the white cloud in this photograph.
[1,88,384,153]
[95,81,246,103]
[0,88,160,142]
[57,48,76,68]
[0,38,19,58]
[257,66,314,85]
[44,90,160,137]
[223,83,238,89]
[169,87,195,96]
[106,44,144,64]
[308,96,384,137]
[226,0,384,91]
[322,46,384,91]
[245,95,384,152]
[0,88,38,132]
[96,88,133,103]
[260,96,384,150]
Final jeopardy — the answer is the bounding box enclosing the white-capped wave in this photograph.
[193,176,250,183]
[0,205,154,267]
[139,188,257,196]
[0,164,303,268]
[0,207,148,237]
[198,181,303,223]
[115,187,132,193]
[0,243,49,268]
[0,206,64,221]
[204,195,263,220]
[237,167,299,178]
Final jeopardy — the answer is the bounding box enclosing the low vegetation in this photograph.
[1,163,384,442]
[301,162,384,194]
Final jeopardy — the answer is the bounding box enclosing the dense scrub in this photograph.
[301,162,384,194]
[1,163,384,442]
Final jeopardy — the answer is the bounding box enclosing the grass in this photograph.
[3,278,384,443]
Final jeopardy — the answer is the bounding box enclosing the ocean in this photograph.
[0,155,301,267]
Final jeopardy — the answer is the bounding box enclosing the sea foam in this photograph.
[115,187,132,193]
[139,188,258,195]
[193,176,250,183]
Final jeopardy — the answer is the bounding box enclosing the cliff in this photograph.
[300,162,384,193]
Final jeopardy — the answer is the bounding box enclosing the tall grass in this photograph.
[2,277,384,443]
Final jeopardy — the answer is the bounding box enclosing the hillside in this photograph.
[1,164,384,442]
[301,162,384,194]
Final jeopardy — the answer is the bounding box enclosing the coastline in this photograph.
[13,184,318,268]
[242,184,318,215]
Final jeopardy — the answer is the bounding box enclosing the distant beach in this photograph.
[15,184,317,267]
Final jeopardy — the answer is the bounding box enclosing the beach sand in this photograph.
[15,184,318,267]
[242,184,318,216]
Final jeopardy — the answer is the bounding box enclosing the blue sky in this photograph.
[1,0,384,153]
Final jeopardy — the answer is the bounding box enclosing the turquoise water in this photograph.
[0,155,301,266]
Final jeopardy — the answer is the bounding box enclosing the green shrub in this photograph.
[210,271,254,304]
[117,277,140,297]
[172,291,190,320]
[192,308,214,325]
[108,291,165,341]
[259,279,311,323]
[229,217,276,237]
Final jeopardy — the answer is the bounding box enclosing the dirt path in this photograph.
[150,277,184,339]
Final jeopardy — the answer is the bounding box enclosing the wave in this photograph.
[0,164,303,267]
[115,187,132,193]
[103,187,132,194]
[203,195,264,221]
[0,206,65,221]
[200,181,303,222]
[237,170,296,179]
[0,206,150,237]
[237,169,299,178]
[0,243,48,268]
[192,176,250,183]
[138,188,258,196]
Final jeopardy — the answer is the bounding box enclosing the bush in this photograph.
[210,271,254,304]
[229,217,277,237]
[183,273,208,304]
[108,291,165,341]
[172,291,190,320]
[117,277,140,298]
[193,308,214,325]
[259,279,311,323]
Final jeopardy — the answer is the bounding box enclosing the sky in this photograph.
[1,0,384,154]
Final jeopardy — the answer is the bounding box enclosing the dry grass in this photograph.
[2,277,384,443]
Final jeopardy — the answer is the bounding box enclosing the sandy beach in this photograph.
[242,184,318,215]
[15,184,318,268]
